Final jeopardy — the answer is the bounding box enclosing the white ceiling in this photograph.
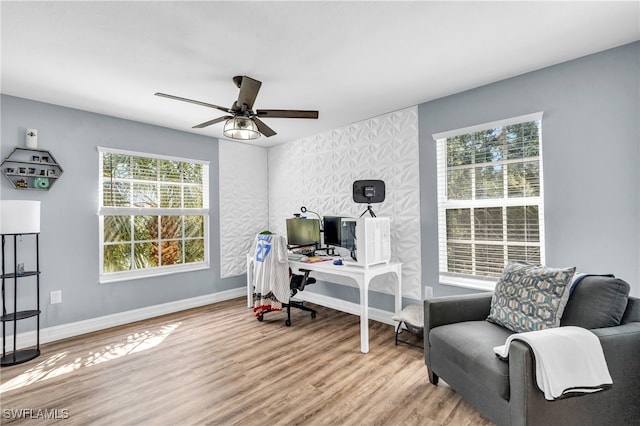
[2,1,639,147]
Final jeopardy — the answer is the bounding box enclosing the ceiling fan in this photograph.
[155,75,319,140]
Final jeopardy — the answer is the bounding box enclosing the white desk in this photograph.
[246,255,402,353]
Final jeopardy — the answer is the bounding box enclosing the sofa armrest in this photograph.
[621,297,640,324]
[508,321,640,426]
[591,320,640,339]
[424,292,493,331]
[424,293,493,372]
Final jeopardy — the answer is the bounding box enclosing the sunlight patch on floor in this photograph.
[0,322,180,394]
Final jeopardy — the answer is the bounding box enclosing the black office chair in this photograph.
[257,268,317,326]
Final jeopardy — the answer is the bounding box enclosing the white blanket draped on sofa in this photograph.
[493,326,613,401]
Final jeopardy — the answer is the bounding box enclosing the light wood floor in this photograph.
[0,298,492,425]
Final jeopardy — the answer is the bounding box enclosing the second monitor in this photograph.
[323,216,356,251]
[323,216,344,247]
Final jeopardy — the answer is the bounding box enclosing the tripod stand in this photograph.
[359,203,377,217]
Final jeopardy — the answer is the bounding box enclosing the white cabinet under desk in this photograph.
[246,254,402,353]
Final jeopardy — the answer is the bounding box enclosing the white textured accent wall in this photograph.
[219,140,269,278]
[268,106,422,300]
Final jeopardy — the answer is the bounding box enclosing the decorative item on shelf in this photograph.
[18,167,26,174]
[0,200,41,234]
[41,156,49,163]
[25,129,38,149]
[16,179,28,188]
[31,155,40,162]
[28,167,36,175]
[34,177,50,189]
[47,170,56,177]
[6,168,15,174]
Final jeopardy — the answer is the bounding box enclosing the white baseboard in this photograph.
[1,287,246,352]
[2,288,421,352]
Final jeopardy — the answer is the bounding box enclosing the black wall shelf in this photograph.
[1,147,63,190]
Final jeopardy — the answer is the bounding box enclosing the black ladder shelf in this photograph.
[1,233,41,366]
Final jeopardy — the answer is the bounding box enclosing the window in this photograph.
[433,112,545,290]
[98,147,209,283]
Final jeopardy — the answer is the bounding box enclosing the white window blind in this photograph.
[98,147,210,283]
[434,113,545,289]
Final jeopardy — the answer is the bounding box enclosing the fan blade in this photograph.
[256,109,319,119]
[192,116,232,129]
[236,76,262,110]
[252,117,277,137]
[155,92,230,113]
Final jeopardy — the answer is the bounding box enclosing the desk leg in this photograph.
[359,277,369,354]
[395,266,402,317]
[246,257,253,308]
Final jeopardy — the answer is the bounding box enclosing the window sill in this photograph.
[439,275,497,292]
[100,262,210,284]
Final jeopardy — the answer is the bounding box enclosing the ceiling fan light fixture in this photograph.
[223,116,260,140]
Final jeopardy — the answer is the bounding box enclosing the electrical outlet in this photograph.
[424,286,434,299]
[50,290,62,304]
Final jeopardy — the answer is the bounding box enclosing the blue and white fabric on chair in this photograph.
[251,233,289,316]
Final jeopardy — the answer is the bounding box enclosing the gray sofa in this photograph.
[423,275,640,426]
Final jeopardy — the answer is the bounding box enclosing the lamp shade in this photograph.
[223,117,260,140]
[0,200,41,234]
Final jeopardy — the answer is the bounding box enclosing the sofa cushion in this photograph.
[487,262,576,333]
[561,275,630,328]
[430,321,513,400]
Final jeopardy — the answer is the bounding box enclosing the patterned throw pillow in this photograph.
[487,262,576,333]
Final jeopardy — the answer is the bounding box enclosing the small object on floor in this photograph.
[392,304,424,349]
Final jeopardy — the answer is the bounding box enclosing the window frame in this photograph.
[98,146,210,284]
[433,112,545,291]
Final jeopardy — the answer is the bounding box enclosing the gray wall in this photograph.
[2,41,638,335]
[1,95,244,332]
[419,42,640,298]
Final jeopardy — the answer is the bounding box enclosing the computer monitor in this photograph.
[286,218,321,248]
[323,216,357,252]
[323,216,342,246]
